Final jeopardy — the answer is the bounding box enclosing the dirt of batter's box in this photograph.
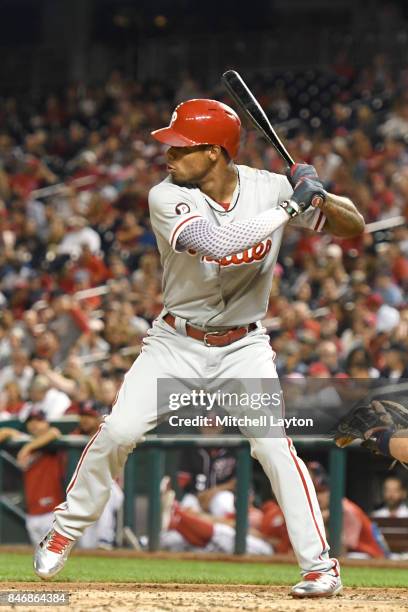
[1,583,408,612]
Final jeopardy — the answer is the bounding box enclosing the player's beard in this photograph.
[170,174,195,188]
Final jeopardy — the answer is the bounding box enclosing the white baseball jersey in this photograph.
[149,165,326,329]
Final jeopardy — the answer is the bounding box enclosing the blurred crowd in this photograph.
[0,54,407,423]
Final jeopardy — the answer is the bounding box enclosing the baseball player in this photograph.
[161,496,273,556]
[34,99,364,597]
[177,422,237,516]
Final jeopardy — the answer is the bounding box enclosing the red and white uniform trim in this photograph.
[286,437,329,557]
[312,209,326,232]
[170,214,203,251]
[66,424,104,494]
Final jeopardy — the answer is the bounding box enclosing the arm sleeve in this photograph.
[176,207,290,259]
[278,173,326,232]
[148,183,203,252]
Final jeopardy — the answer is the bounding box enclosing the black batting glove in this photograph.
[291,178,326,213]
[280,177,326,218]
[280,163,326,218]
[287,162,321,188]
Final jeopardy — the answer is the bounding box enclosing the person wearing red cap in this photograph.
[0,410,64,545]
[34,97,364,598]
[308,362,331,378]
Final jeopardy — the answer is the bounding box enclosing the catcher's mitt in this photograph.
[334,400,408,450]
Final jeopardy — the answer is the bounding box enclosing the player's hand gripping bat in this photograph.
[222,70,324,207]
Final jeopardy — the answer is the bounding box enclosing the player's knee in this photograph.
[103,416,142,448]
[249,435,288,460]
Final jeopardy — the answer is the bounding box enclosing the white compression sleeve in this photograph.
[176,207,290,258]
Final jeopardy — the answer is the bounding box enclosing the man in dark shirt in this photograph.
[178,432,237,517]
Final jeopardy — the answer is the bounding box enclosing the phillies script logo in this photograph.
[202,238,272,267]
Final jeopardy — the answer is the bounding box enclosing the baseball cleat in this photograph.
[33,528,75,580]
[291,571,343,598]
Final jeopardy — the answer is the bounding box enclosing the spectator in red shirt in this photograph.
[48,293,90,362]
[74,244,111,286]
[0,409,64,545]
[310,462,386,558]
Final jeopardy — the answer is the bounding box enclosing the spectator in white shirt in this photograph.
[0,349,34,398]
[372,476,408,518]
[19,376,71,422]
[57,216,101,258]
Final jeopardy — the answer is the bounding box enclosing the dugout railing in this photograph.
[0,432,347,556]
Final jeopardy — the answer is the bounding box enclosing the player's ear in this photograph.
[207,145,222,161]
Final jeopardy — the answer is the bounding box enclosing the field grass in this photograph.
[0,554,408,587]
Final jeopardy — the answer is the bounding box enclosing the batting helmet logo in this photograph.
[171,111,178,124]
[175,202,191,215]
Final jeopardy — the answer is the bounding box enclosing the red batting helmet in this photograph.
[151,99,241,159]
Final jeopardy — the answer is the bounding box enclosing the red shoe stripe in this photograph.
[304,572,323,581]
[286,437,328,555]
[330,558,339,577]
[47,531,72,554]
[66,424,103,494]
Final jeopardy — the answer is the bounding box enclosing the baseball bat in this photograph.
[222,69,323,206]
[222,70,294,166]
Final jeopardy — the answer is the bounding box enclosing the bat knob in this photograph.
[312,195,324,207]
